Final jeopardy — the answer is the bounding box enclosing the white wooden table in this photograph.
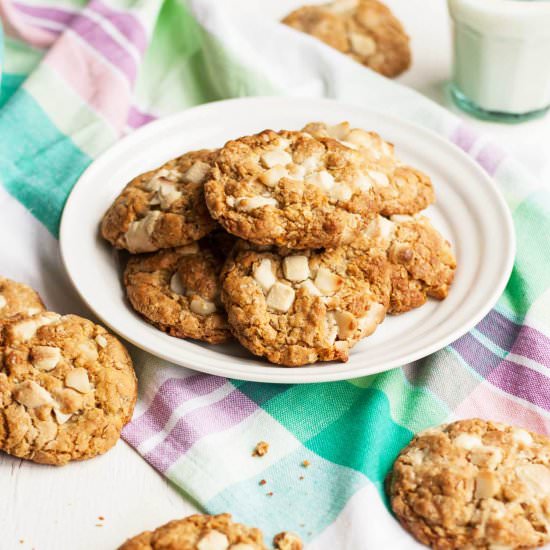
[2,1,549,549]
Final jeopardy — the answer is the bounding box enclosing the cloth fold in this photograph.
[1,1,550,547]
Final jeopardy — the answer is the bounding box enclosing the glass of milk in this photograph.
[448,0,550,122]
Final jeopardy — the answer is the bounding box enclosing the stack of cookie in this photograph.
[101,122,456,367]
[0,276,137,465]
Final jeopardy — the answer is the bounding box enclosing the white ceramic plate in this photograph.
[60,97,515,383]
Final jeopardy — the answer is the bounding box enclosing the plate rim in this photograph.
[59,95,516,383]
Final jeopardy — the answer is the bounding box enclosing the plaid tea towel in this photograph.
[1,0,550,547]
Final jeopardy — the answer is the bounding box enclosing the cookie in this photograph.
[205,129,381,249]
[302,122,435,215]
[388,419,550,549]
[0,312,137,465]
[0,277,45,321]
[282,0,411,78]
[101,150,218,253]
[118,513,267,550]
[362,214,456,313]
[273,532,303,550]
[124,241,231,344]
[221,242,390,366]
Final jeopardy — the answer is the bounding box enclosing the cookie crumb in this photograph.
[301,460,310,468]
[259,479,267,486]
[267,492,274,497]
[299,476,304,480]
[95,524,103,528]
[274,531,303,550]
[19,540,24,545]
[98,516,105,521]
[252,441,269,457]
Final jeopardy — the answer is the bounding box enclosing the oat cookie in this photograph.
[101,150,218,253]
[388,419,550,549]
[221,243,390,366]
[0,312,137,465]
[205,129,381,249]
[118,513,267,550]
[273,532,303,550]
[0,277,45,321]
[362,214,456,313]
[302,122,435,215]
[124,241,231,344]
[283,0,411,78]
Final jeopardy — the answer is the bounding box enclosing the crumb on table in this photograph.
[252,440,269,457]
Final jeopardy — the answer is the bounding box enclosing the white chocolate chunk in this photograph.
[358,303,386,335]
[301,154,322,173]
[327,0,359,13]
[253,259,276,293]
[378,216,396,242]
[306,170,334,192]
[53,408,72,425]
[266,283,295,313]
[314,267,343,296]
[31,346,61,371]
[454,433,483,450]
[184,161,211,184]
[65,368,92,394]
[346,129,375,148]
[26,307,42,316]
[179,242,200,255]
[475,471,500,499]
[382,141,394,157]
[333,310,357,339]
[298,279,322,297]
[148,194,160,206]
[512,429,533,447]
[261,149,292,168]
[283,256,310,282]
[288,164,306,180]
[325,312,338,345]
[235,196,278,212]
[158,183,182,210]
[226,196,235,207]
[190,296,217,315]
[368,170,390,187]
[470,446,503,469]
[277,138,291,149]
[229,545,256,550]
[354,174,372,192]
[96,335,108,348]
[407,449,425,466]
[197,530,229,550]
[170,272,185,295]
[125,211,161,253]
[11,313,59,342]
[517,464,550,494]
[14,381,54,408]
[349,32,376,57]
[339,140,358,150]
[0,295,6,309]
[144,168,177,192]
[327,122,350,140]
[390,214,415,223]
[260,165,288,187]
[330,184,352,202]
[78,341,99,363]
